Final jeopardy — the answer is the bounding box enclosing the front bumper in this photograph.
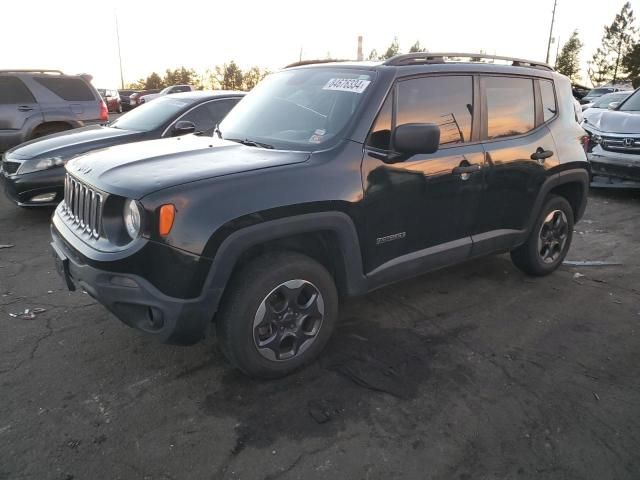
[50,218,219,344]
[588,148,640,183]
[1,167,65,207]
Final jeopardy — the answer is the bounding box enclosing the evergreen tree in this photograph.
[555,30,583,82]
[590,1,637,85]
[382,37,400,60]
[622,42,640,79]
[409,41,426,53]
[588,47,614,85]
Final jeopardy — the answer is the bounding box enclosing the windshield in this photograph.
[97,88,106,97]
[592,92,630,108]
[109,96,192,131]
[219,67,375,151]
[618,89,640,111]
[587,88,614,97]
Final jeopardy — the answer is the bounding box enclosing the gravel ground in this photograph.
[1,188,639,480]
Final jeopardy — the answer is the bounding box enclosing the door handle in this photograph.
[530,147,554,161]
[17,105,33,112]
[452,164,481,175]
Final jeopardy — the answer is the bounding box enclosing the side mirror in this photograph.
[392,123,440,158]
[172,120,196,136]
[608,102,621,110]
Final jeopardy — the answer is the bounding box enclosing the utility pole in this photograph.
[115,12,125,89]
[545,0,558,64]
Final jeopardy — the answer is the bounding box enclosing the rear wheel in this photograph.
[31,123,71,140]
[216,251,338,378]
[511,194,574,276]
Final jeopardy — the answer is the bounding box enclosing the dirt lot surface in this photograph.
[1,189,639,480]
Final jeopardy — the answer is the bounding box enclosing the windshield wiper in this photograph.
[227,138,275,149]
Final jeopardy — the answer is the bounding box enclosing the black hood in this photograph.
[6,125,145,161]
[66,135,311,199]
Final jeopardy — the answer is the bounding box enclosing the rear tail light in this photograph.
[581,135,590,153]
[99,100,109,122]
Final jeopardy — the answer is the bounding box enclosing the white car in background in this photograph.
[139,84,194,104]
[581,91,632,112]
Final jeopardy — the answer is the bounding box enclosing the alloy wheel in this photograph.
[537,209,569,264]
[252,279,324,361]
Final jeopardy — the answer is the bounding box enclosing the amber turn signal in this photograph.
[159,204,175,236]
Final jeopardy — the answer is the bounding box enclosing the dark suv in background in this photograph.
[0,70,107,152]
[51,53,589,378]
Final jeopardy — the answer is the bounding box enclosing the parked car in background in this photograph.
[572,83,590,100]
[579,86,630,105]
[0,69,107,153]
[1,91,244,206]
[139,85,194,104]
[97,88,122,113]
[581,91,631,111]
[49,54,588,378]
[118,89,135,111]
[129,89,160,108]
[583,88,640,186]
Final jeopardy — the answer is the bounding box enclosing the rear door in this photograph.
[0,76,43,150]
[473,75,558,254]
[32,76,100,122]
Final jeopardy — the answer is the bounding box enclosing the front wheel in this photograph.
[216,251,338,378]
[511,194,574,276]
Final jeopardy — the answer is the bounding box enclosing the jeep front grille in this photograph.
[62,174,103,238]
[602,136,640,154]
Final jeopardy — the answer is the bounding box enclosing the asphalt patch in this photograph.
[202,317,474,452]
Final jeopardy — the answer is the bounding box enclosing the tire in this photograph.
[31,124,71,140]
[216,251,338,379]
[511,194,574,276]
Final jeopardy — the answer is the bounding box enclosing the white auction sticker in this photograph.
[323,78,371,93]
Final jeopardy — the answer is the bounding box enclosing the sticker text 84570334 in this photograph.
[323,78,371,94]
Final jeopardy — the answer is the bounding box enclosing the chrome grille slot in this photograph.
[61,173,104,238]
[602,136,640,154]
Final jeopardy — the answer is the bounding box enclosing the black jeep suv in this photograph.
[50,53,589,378]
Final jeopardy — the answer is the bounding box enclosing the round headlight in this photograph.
[123,199,142,239]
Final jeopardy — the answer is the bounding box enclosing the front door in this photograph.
[361,74,485,279]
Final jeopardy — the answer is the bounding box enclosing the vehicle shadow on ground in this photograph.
[202,315,475,455]
[197,257,514,454]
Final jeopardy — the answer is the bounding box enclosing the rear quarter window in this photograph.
[0,76,36,104]
[33,77,96,101]
[539,79,557,122]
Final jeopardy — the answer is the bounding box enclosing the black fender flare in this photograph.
[523,168,589,237]
[200,211,368,315]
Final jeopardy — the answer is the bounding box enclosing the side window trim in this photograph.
[161,97,238,137]
[537,78,558,125]
[366,73,480,153]
[480,74,540,143]
[0,76,37,104]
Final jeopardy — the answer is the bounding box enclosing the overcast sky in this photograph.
[1,0,637,87]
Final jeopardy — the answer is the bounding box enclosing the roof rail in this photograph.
[0,69,64,75]
[284,59,352,68]
[384,53,553,71]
